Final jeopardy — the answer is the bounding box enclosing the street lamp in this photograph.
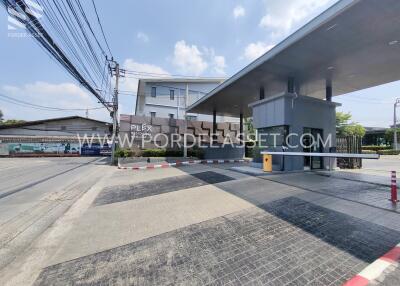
[394,98,400,151]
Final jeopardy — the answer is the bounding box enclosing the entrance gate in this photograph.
[336,136,362,169]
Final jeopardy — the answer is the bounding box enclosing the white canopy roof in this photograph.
[188,0,400,117]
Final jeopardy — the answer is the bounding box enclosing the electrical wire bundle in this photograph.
[2,0,114,112]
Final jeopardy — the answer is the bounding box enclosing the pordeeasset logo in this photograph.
[7,0,43,38]
[77,132,333,150]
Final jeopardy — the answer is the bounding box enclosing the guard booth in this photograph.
[186,0,400,172]
[250,93,340,171]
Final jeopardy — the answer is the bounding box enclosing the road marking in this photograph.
[342,245,400,285]
[118,159,249,171]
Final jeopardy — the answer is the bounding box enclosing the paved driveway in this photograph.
[7,163,399,286]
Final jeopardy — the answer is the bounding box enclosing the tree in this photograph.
[244,117,258,143]
[0,110,26,125]
[336,112,352,129]
[341,124,366,137]
[385,128,400,145]
[1,119,26,125]
[244,117,255,136]
[336,112,366,137]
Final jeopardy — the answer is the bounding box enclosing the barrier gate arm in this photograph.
[260,152,380,159]
[261,152,379,172]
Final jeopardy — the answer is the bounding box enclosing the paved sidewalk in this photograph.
[8,163,400,286]
[34,196,400,286]
[259,172,399,214]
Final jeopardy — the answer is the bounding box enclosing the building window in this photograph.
[150,112,156,118]
[169,113,174,119]
[151,87,157,97]
[170,89,175,100]
[61,126,67,131]
[92,127,98,131]
[257,125,289,148]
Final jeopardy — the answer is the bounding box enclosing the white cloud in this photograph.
[136,31,149,43]
[171,41,226,76]
[123,59,169,77]
[121,59,171,113]
[0,82,109,121]
[202,47,227,75]
[213,55,226,75]
[122,59,170,91]
[259,0,335,37]
[0,59,171,121]
[243,42,275,61]
[172,40,208,76]
[233,5,245,19]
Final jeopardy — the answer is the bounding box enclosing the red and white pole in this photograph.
[391,171,398,203]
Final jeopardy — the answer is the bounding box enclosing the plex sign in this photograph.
[131,123,152,138]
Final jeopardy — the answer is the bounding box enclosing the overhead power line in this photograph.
[2,0,114,112]
[123,69,225,80]
[91,0,113,58]
[0,93,106,111]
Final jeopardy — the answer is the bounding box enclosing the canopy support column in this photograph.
[326,84,333,102]
[213,109,217,143]
[239,113,243,144]
[288,77,295,93]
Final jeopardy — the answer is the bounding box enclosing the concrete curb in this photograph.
[342,243,400,286]
[118,159,250,170]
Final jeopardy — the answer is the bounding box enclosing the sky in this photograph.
[0,0,399,127]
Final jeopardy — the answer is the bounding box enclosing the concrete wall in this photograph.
[251,93,339,171]
[119,114,243,159]
[203,145,245,159]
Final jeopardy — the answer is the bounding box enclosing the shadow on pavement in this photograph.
[260,197,400,263]
[177,166,400,263]
[93,171,235,206]
[31,164,400,286]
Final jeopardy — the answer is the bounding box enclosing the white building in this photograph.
[135,78,238,122]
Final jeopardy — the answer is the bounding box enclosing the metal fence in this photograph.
[336,136,362,169]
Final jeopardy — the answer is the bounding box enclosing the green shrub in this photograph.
[377,150,400,155]
[252,146,263,162]
[362,150,377,154]
[188,147,205,159]
[115,148,132,158]
[142,149,166,157]
[165,149,183,157]
[116,148,205,159]
[362,145,391,151]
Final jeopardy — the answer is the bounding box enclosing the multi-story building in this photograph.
[135,78,238,122]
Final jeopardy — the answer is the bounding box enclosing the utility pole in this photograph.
[108,59,124,164]
[177,88,180,119]
[394,98,400,151]
[184,84,189,158]
[111,62,119,164]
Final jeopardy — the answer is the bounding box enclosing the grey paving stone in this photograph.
[261,173,399,213]
[34,197,400,286]
[94,171,235,206]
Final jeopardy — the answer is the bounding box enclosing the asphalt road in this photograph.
[0,157,110,271]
